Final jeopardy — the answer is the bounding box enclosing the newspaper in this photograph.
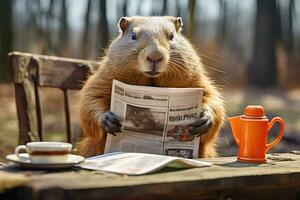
[104,80,204,159]
[79,152,212,175]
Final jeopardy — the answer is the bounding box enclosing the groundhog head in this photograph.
[108,16,185,78]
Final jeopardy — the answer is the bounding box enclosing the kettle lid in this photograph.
[243,105,267,119]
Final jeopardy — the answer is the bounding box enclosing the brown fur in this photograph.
[77,16,225,158]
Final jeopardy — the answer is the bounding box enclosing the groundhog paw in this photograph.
[101,111,122,136]
[188,109,212,137]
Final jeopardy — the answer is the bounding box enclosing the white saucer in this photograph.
[6,153,85,169]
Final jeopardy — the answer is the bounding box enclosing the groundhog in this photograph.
[77,16,225,158]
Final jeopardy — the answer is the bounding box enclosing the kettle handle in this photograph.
[229,116,241,146]
[232,129,240,146]
[265,117,285,152]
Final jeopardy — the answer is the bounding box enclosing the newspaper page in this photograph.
[104,80,204,158]
[80,152,212,175]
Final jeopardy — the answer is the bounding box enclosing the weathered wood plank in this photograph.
[34,77,43,141]
[2,153,300,200]
[63,178,300,200]
[63,90,71,143]
[10,53,40,143]
[37,58,95,90]
[14,83,38,144]
[9,51,98,90]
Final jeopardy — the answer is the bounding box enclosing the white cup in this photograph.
[15,142,72,163]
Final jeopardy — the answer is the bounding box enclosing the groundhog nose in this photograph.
[146,56,163,64]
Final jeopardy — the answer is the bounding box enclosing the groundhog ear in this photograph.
[174,17,183,32]
[119,17,129,33]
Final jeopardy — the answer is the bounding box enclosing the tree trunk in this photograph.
[286,0,294,54]
[0,0,13,82]
[218,0,228,45]
[175,0,181,17]
[46,0,55,53]
[122,0,128,17]
[249,0,278,87]
[160,0,168,15]
[188,0,196,39]
[81,0,92,59]
[97,0,109,56]
[59,0,69,56]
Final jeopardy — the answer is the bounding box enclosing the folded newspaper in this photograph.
[79,152,212,175]
[104,80,204,159]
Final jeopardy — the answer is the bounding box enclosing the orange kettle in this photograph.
[228,105,285,163]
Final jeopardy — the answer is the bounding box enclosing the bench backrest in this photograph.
[9,52,99,144]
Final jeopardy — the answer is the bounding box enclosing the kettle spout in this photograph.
[228,116,242,146]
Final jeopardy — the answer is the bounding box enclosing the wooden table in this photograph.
[1,153,300,200]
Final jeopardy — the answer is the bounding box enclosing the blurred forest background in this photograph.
[0,0,300,160]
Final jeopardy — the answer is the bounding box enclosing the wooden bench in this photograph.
[9,52,98,144]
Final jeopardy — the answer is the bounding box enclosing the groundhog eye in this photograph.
[131,32,137,40]
[169,32,174,40]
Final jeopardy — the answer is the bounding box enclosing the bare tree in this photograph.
[97,0,109,56]
[286,0,295,54]
[188,0,196,39]
[175,0,181,17]
[160,0,168,16]
[249,0,278,87]
[46,0,55,53]
[0,0,13,82]
[59,0,69,56]
[81,0,92,59]
[122,0,128,17]
[218,0,228,45]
